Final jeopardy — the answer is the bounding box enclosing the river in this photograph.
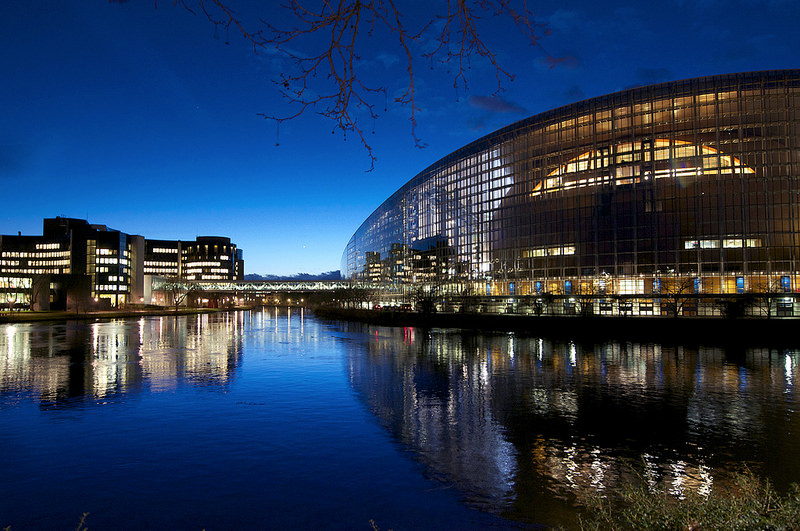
[1,309,798,529]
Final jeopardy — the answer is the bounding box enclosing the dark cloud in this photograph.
[636,67,673,84]
[562,85,586,102]
[468,95,527,114]
[466,116,488,132]
[543,54,580,70]
[622,68,675,90]
[545,9,583,33]
[375,53,400,68]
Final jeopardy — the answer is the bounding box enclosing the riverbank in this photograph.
[6,306,799,346]
[313,307,800,345]
[0,307,227,323]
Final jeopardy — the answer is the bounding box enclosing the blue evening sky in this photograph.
[2,1,798,275]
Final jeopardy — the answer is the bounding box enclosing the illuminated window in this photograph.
[531,139,755,197]
[523,245,576,258]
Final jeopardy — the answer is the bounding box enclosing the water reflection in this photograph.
[0,313,246,407]
[3,312,799,528]
[349,327,518,513]
[345,324,800,524]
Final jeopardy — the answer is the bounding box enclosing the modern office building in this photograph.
[181,237,243,281]
[144,239,182,278]
[0,231,72,311]
[0,218,144,310]
[144,237,243,281]
[343,70,800,310]
[0,217,243,310]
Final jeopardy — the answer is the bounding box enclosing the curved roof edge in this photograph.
[429,69,799,175]
[348,69,800,240]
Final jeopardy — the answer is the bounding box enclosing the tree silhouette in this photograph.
[160,1,544,168]
[160,277,201,313]
[660,277,696,318]
[750,278,785,319]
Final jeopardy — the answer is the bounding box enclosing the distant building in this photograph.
[143,237,243,281]
[144,239,181,277]
[0,217,243,310]
[181,236,242,281]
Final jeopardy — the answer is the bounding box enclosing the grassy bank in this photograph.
[577,470,800,530]
[5,472,797,530]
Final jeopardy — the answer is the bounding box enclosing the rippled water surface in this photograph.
[1,310,799,529]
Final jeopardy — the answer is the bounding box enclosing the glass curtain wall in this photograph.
[343,70,800,303]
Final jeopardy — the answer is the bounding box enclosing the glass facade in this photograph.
[343,71,800,301]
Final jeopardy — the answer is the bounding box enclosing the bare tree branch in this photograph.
[160,1,544,169]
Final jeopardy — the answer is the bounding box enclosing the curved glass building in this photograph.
[342,70,800,307]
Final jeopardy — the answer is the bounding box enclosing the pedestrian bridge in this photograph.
[151,278,380,293]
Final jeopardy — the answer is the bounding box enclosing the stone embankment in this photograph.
[0,307,226,323]
[312,307,800,345]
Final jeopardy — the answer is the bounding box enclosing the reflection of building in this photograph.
[347,324,800,525]
[343,71,800,302]
[347,326,517,512]
[0,314,243,405]
[0,217,243,309]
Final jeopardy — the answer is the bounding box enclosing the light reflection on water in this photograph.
[0,310,510,530]
[1,311,799,529]
[345,323,800,524]
[1,313,244,404]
